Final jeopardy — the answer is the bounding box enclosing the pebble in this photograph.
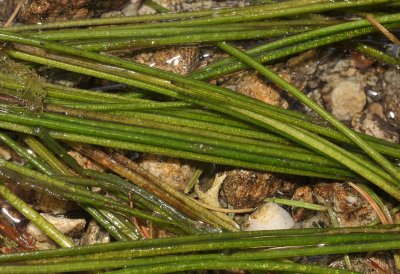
[26,213,86,248]
[329,255,392,273]
[352,103,399,143]
[221,170,296,209]
[384,94,400,131]
[222,169,271,209]
[33,191,78,215]
[383,68,400,96]
[120,0,142,16]
[291,185,314,222]
[138,154,195,192]
[382,68,400,131]
[329,80,366,121]
[215,70,289,108]
[236,72,289,108]
[313,182,376,226]
[132,46,201,75]
[80,220,110,245]
[241,203,294,231]
[19,0,130,23]
[68,150,104,172]
[0,146,12,160]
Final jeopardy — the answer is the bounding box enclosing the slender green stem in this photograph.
[184,164,205,194]
[0,259,357,274]
[39,107,343,168]
[45,107,293,149]
[33,26,293,41]
[29,20,338,41]
[88,0,390,29]
[0,132,53,175]
[73,28,301,51]
[83,206,133,242]
[23,135,71,175]
[356,43,400,66]
[142,0,170,13]
[46,101,191,111]
[98,209,142,241]
[39,233,400,262]
[0,182,74,247]
[264,198,327,211]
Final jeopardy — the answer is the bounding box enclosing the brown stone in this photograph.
[19,0,130,23]
[221,170,296,209]
[313,182,377,226]
[138,155,195,192]
[236,72,289,108]
[291,185,314,222]
[132,47,201,75]
[352,103,399,143]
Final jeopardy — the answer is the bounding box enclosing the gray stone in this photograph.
[80,220,110,245]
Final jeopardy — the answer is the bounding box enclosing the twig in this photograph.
[348,182,390,224]
[366,14,400,46]
[3,0,24,27]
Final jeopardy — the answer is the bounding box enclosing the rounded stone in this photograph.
[330,80,366,121]
[241,203,294,231]
[221,170,272,209]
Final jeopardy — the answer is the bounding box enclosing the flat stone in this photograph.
[33,191,78,215]
[330,80,366,121]
[138,155,195,192]
[236,72,289,108]
[352,103,399,143]
[26,213,86,243]
[68,151,104,172]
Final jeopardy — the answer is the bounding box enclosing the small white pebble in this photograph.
[241,203,294,231]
